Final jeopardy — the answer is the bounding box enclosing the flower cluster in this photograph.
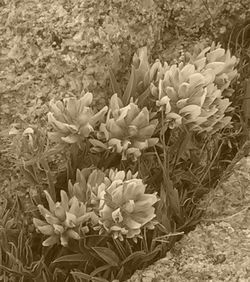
[32,43,237,248]
[33,190,96,247]
[190,42,238,92]
[68,168,158,240]
[98,169,158,240]
[48,92,108,145]
[151,43,237,134]
[34,168,158,245]
[68,168,108,210]
[154,62,232,133]
[90,94,159,160]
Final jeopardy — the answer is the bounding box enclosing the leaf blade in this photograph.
[91,247,120,267]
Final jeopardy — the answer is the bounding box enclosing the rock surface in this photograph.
[127,156,250,281]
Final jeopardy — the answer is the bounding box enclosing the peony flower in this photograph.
[98,169,158,240]
[33,190,95,247]
[90,94,159,160]
[47,92,108,145]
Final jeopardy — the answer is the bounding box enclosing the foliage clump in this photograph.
[1,1,249,281]
[1,41,239,281]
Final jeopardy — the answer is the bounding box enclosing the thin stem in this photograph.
[201,0,214,22]
[199,139,224,184]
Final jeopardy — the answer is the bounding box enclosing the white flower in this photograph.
[48,92,108,145]
[98,170,158,239]
[155,59,233,134]
[91,94,158,160]
[33,190,94,246]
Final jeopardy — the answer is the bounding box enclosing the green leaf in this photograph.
[123,65,136,105]
[121,251,146,265]
[0,264,30,278]
[52,254,88,264]
[109,68,122,98]
[116,265,125,280]
[71,271,109,282]
[91,247,120,267]
[90,264,112,277]
[140,248,161,265]
[137,87,150,107]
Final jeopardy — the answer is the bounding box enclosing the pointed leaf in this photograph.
[121,251,146,265]
[92,247,120,267]
[123,66,136,105]
[109,68,122,98]
[71,271,109,282]
[137,88,151,108]
[116,265,125,280]
[52,254,88,264]
[90,264,112,277]
[140,248,161,264]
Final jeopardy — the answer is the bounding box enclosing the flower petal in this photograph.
[42,235,59,247]
[44,190,56,212]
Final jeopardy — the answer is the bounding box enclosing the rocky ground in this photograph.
[127,154,250,281]
[0,0,250,281]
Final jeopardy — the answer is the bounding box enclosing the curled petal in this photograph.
[179,105,201,119]
[61,135,80,144]
[206,48,225,62]
[205,62,225,75]
[147,138,159,147]
[65,212,77,228]
[188,73,205,87]
[123,200,135,213]
[194,57,206,70]
[90,106,108,126]
[36,224,54,235]
[44,190,56,213]
[179,64,195,82]
[60,190,69,211]
[48,113,78,133]
[80,92,93,108]
[176,98,188,109]
[123,217,142,229]
[54,206,66,221]
[68,196,80,216]
[33,218,47,227]
[178,82,189,99]
[132,140,148,150]
[76,213,92,224]
[66,98,78,118]
[79,123,94,137]
[137,123,158,139]
[45,214,60,225]
[60,234,69,247]
[126,228,141,238]
[112,208,123,223]
[110,94,123,113]
[165,86,177,101]
[130,108,149,128]
[89,139,108,150]
[42,235,59,247]
[66,229,81,240]
[107,120,125,138]
[53,224,64,234]
[37,205,53,218]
